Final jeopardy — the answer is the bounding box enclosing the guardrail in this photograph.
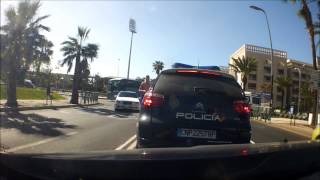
[80,91,99,104]
[251,105,272,122]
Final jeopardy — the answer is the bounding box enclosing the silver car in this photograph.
[114,91,140,111]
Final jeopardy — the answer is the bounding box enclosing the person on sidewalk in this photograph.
[46,83,52,105]
[139,75,151,102]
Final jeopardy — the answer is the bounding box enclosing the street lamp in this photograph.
[127,18,137,79]
[250,5,274,109]
[294,67,301,114]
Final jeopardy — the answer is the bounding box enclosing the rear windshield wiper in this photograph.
[193,87,220,95]
[193,87,232,97]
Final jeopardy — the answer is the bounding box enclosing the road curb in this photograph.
[252,119,312,138]
[0,103,102,112]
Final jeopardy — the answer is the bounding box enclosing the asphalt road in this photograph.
[0,101,308,153]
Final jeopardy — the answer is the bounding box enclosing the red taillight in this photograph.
[234,101,252,114]
[199,71,222,76]
[240,148,249,156]
[176,70,221,76]
[143,92,164,108]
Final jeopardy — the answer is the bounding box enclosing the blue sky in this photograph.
[1,0,319,79]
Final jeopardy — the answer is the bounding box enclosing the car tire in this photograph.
[136,137,147,149]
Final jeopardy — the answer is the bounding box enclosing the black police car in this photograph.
[137,69,252,148]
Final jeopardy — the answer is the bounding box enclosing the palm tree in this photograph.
[275,77,292,109]
[60,27,99,104]
[287,0,318,69]
[153,61,164,75]
[1,1,50,107]
[32,37,53,74]
[315,0,320,48]
[300,82,314,112]
[286,0,319,126]
[259,83,272,93]
[229,56,257,91]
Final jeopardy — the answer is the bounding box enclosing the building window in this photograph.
[292,80,299,84]
[293,72,299,78]
[249,74,257,80]
[301,74,306,79]
[292,88,299,94]
[276,95,282,102]
[264,67,271,74]
[264,76,271,82]
[307,75,311,80]
[278,69,284,75]
[277,86,282,92]
[248,83,256,90]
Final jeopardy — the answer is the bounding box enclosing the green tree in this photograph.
[275,77,292,109]
[153,61,164,75]
[60,27,99,104]
[259,83,272,93]
[93,75,105,92]
[300,82,314,113]
[286,0,319,126]
[1,1,50,107]
[315,0,320,47]
[287,0,318,70]
[229,56,257,91]
[32,38,53,74]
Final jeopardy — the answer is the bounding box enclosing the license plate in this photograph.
[177,128,216,139]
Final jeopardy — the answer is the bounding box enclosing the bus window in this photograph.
[252,96,261,105]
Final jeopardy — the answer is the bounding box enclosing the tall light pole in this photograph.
[127,18,137,79]
[294,67,301,114]
[250,5,274,109]
[117,58,120,77]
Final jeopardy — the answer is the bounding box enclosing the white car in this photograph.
[114,91,140,111]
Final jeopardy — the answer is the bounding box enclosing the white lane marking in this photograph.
[250,140,255,144]
[115,135,136,150]
[5,131,78,153]
[126,140,137,150]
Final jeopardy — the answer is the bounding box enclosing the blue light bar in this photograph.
[172,63,220,71]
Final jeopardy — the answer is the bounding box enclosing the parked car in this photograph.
[137,68,252,148]
[114,91,140,111]
[24,79,35,88]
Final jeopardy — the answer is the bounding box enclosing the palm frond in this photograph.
[5,7,17,26]
[30,15,50,26]
[37,24,50,32]
[82,43,99,62]
[61,54,77,73]
[78,26,90,42]
[229,64,240,73]
[230,56,256,75]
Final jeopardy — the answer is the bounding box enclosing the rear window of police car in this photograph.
[153,73,243,98]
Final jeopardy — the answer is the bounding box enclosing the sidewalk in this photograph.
[253,117,314,138]
[0,97,102,111]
